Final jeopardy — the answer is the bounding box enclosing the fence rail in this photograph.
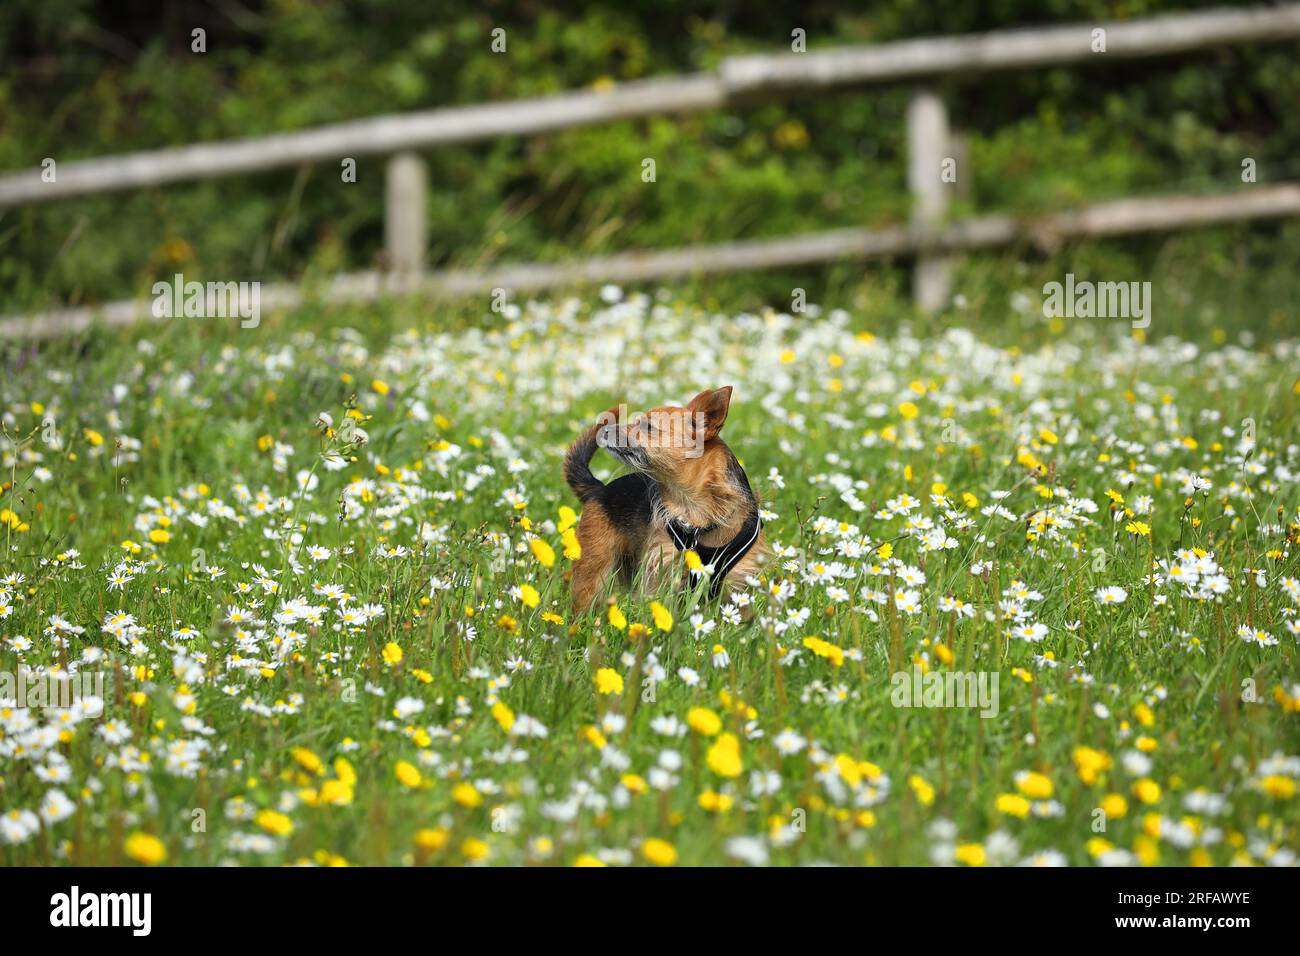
[3,4,1300,337]
[6,183,1297,342]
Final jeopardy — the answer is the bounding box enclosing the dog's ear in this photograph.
[687,386,733,441]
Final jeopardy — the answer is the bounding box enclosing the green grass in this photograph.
[0,291,1297,866]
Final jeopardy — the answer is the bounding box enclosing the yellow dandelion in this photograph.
[706,733,743,778]
[415,828,449,851]
[650,601,674,632]
[124,832,167,865]
[1015,771,1053,800]
[291,747,324,775]
[452,782,483,808]
[687,707,722,736]
[395,761,423,788]
[529,537,556,568]
[954,843,986,866]
[1133,778,1162,804]
[492,701,515,732]
[642,838,678,866]
[595,668,624,695]
[607,604,627,630]
[1260,775,1296,799]
[995,793,1031,818]
[255,809,294,836]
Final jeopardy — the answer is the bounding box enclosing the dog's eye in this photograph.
[642,419,654,434]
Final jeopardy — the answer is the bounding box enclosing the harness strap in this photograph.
[666,511,762,600]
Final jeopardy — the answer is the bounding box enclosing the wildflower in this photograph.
[706,733,743,778]
[608,604,627,630]
[908,774,935,806]
[557,505,577,532]
[595,668,624,696]
[1095,586,1128,605]
[255,809,294,836]
[621,774,648,796]
[1133,778,1162,804]
[650,601,673,632]
[319,779,354,806]
[687,707,722,736]
[1015,771,1053,800]
[530,537,556,568]
[1073,746,1112,786]
[292,747,324,775]
[954,843,985,866]
[995,794,1031,818]
[1259,775,1296,799]
[561,527,581,560]
[642,838,678,866]
[124,832,166,865]
[395,761,422,788]
[492,701,515,732]
[1101,794,1128,818]
[698,790,734,812]
[803,636,845,666]
[415,828,449,851]
[452,782,483,808]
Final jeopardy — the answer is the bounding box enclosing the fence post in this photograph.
[907,89,952,311]
[385,152,427,275]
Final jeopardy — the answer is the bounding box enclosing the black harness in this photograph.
[665,509,762,600]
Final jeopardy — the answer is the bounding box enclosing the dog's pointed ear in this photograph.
[687,386,733,441]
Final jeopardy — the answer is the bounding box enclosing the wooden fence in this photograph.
[2,4,1300,338]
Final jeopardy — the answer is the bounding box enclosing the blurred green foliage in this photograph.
[0,0,1297,337]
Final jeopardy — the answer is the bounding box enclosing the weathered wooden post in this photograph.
[907,89,952,311]
[385,152,427,275]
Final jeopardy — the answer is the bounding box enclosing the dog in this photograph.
[563,386,765,612]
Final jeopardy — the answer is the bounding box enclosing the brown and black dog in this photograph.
[563,386,765,612]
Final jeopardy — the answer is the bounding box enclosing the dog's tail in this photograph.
[564,420,606,503]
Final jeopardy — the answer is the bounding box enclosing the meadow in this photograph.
[0,291,1297,866]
